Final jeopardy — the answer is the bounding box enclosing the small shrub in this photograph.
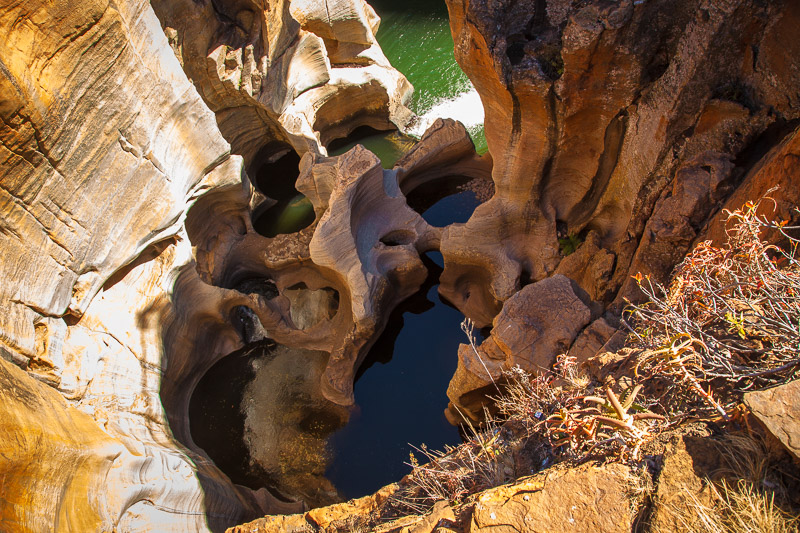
[558,233,583,255]
[499,362,665,463]
[395,350,667,515]
[625,195,800,416]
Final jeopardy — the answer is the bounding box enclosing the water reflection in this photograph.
[328,126,418,169]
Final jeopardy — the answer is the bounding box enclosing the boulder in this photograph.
[744,380,800,464]
[446,274,592,423]
[467,463,634,533]
[649,434,725,532]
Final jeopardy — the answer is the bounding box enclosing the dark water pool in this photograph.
[250,146,316,238]
[323,184,483,499]
[189,182,484,503]
[188,341,270,490]
[324,252,464,499]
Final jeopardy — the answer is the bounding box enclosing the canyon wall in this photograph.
[0,0,494,528]
[0,0,450,529]
[0,0,261,528]
[1,0,800,531]
[440,0,800,420]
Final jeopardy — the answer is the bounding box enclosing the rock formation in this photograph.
[0,0,268,527]
[1,0,800,531]
[744,380,800,465]
[440,0,800,416]
[0,0,494,523]
[149,0,414,162]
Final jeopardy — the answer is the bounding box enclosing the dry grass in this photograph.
[392,412,510,515]
[659,480,798,533]
[394,354,667,515]
[626,196,800,417]
[655,433,799,533]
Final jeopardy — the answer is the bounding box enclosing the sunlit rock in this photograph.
[150,0,414,163]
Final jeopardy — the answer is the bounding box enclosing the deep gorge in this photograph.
[1,0,799,532]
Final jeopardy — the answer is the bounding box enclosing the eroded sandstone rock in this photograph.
[150,0,414,162]
[744,380,800,464]
[440,0,800,415]
[0,0,231,367]
[467,463,634,532]
[439,0,800,313]
[446,274,593,423]
[4,0,800,530]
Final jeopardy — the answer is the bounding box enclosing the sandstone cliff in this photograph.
[440,0,800,419]
[1,0,799,531]
[0,0,431,529]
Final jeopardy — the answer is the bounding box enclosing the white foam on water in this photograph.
[407,87,485,138]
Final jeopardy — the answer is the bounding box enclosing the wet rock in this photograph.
[744,380,800,464]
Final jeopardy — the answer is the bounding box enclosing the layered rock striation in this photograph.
[440,0,800,418]
[0,0,492,526]
[150,0,414,163]
[2,0,800,531]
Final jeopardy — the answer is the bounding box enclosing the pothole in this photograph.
[188,251,473,505]
[324,251,466,500]
[327,125,417,169]
[404,176,491,227]
[250,143,315,237]
[189,341,350,508]
[283,283,340,330]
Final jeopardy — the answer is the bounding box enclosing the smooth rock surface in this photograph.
[150,0,414,162]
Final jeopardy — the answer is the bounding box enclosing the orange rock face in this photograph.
[3,0,800,530]
[438,0,800,408]
[440,0,800,313]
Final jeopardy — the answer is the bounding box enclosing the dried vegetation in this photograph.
[393,197,800,527]
[626,196,800,417]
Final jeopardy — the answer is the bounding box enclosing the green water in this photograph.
[372,0,487,153]
[371,0,466,108]
[328,128,418,169]
[254,194,315,237]
[327,0,487,162]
